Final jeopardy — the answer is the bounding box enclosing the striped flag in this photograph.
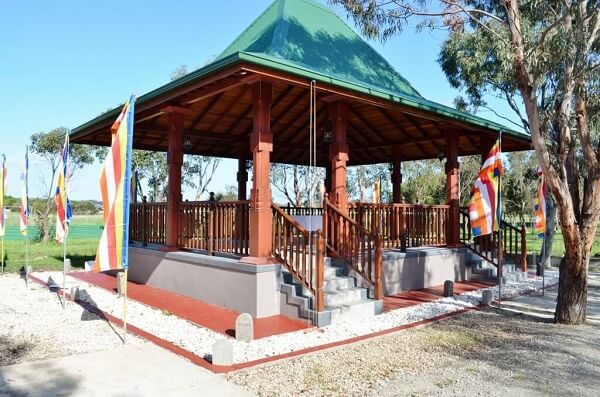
[20,148,29,236]
[55,133,72,243]
[468,139,504,237]
[94,96,136,272]
[534,166,547,237]
[0,154,6,237]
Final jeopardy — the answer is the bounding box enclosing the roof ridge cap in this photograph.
[269,0,289,56]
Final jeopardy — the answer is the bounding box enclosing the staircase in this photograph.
[459,207,528,283]
[272,202,383,327]
[280,257,382,327]
[466,250,528,283]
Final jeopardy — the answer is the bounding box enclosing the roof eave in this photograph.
[70,53,242,140]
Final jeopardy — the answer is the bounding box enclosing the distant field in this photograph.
[1,213,102,272]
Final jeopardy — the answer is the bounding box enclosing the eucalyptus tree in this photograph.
[333,0,599,324]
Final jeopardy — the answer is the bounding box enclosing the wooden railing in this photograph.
[282,204,324,216]
[129,202,167,245]
[272,204,325,312]
[179,201,250,256]
[459,207,527,271]
[348,203,450,249]
[323,196,383,300]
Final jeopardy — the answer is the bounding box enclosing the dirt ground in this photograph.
[227,285,600,397]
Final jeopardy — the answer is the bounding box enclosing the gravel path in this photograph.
[0,274,143,367]
[227,292,600,396]
[28,270,557,366]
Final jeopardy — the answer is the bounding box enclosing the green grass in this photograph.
[1,214,102,272]
[524,228,600,258]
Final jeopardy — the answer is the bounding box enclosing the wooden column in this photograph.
[324,163,332,195]
[237,155,248,201]
[445,131,460,246]
[243,81,273,263]
[165,109,185,249]
[328,101,349,212]
[391,148,403,203]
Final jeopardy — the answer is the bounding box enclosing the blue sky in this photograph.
[0,0,519,201]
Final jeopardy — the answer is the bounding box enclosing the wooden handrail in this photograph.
[459,207,527,271]
[130,202,167,245]
[272,203,324,313]
[323,195,383,300]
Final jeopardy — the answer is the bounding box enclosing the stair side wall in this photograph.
[343,247,471,295]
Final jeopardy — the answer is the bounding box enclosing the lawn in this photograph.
[524,228,600,258]
[1,213,102,272]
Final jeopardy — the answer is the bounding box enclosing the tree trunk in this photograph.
[555,253,588,324]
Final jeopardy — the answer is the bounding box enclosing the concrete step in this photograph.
[327,299,382,324]
[324,287,367,306]
[323,275,355,292]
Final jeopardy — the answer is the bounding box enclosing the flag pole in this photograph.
[1,154,4,273]
[62,133,70,305]
[497,131,503,309]
[24,147,29,289]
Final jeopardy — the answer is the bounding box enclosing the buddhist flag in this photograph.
[468,139,504,237]
[534,166,547,237]
[20,148,29,236]
[0,154,6,237]
[94,96,136,272]
[55,133,72,243]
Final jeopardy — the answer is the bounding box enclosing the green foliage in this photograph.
[132,150,168,202]
[347,164,390,202]
[402,160,445,204]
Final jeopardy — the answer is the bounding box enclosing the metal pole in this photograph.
[123,269,128,345]
[541,236,545,296]
[497,131,503,309]
[1,237,4,273]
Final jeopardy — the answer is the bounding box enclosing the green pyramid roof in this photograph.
[216,0,422,99]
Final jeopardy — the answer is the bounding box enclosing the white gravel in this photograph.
[25,270,558,365]
[0,274,144,366]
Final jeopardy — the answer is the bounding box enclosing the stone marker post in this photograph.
[235,313,254,342]
[212,339,233,366]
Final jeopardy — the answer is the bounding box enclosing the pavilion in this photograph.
[71,0,530,325]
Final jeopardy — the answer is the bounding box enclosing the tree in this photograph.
[401,160,445,204]
[271,164,324,206]
[504,151,537,225]
[131,150,168,202]
[183,155,221,200]
[29,127,95,242]
[347,164,391,202]
[334,0,599,324]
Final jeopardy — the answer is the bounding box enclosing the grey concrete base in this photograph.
[128,246,282,318]
[357,247,469,295]
[0,343,252,397]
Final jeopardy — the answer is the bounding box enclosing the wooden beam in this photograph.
[189,92,224,130]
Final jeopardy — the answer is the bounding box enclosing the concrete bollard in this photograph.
[212,339,233,366]
[69,286,80,301]
[117,272,127,297]
[443,280,454,297]
[481,290,493,306]
[64,258,72,273]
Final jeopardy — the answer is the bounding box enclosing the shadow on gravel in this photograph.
[0,337,80,396]
[75,289,125,343]
[432,308,600,395]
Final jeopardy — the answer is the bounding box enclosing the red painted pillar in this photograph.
[328,101,349,212]
[391,149,402,203]
[445,131,460,246]
[237,155,248,201]
[324,163,332,195]
[243,81,273,263]
[165,110,185,249]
